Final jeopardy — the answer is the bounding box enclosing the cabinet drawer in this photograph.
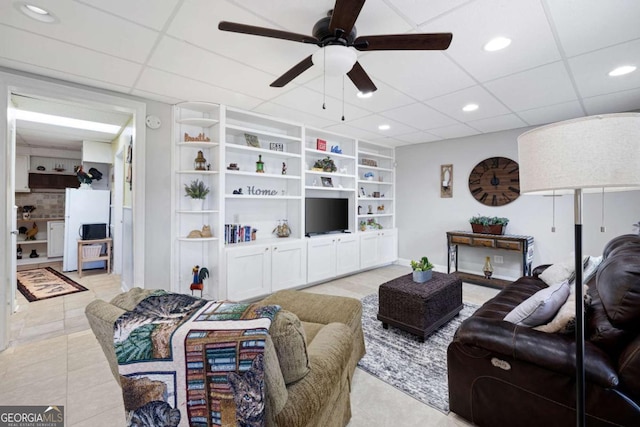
[497,240,522,251]
[451,236,472,245]
[471,238,495,248]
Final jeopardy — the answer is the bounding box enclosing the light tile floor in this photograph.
[0,264,499,426]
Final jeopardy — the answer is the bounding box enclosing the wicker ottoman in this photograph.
[377,271,463,341]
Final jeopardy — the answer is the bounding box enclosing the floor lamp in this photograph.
[517,113,640,426]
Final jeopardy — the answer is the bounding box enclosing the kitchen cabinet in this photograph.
[15,155,30,192]
[16,217,65,265]
[29,172,79,190]
[359,228,398,269]
[47,221,65,257]
[307,233,359,283]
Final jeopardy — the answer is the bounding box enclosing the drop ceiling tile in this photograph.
[425,85,511,121]
[345,114,416,137]
[381,102,457,130]
[323,123,380,141]
[484,62,577,111]
[387,0,472,26]
[347,0,413,35]
[135,68,264,111]
[147,36,281,101]
[366,137,406,148]
[0,26,142,87]
[583,88,640,116]
[0,1,158,62]
[360,51,475,101]
[517,101,585,126]
[129,89,185,106]
[78,0,180,31]
[252,102,335,129]
[569,39,640,98]
[423,0,560,82]
[269,86,371,123]
[394,131,442,144]
[546,0,640,56]
[427,123,480,139]
[467,114,527,133]
[305,74,415,113]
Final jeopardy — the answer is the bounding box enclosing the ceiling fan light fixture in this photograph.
[16,2,58,23]
[483,37,511,52]
[312,45,357,76]
[608,65,636,77]
[357,91,373,99]
[462,103,479,112]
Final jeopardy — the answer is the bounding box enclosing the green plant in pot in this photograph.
[410,256,434,283]
[469,215,509,235]
[185,179,210,211]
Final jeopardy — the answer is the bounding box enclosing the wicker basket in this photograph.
[82,244,102,258]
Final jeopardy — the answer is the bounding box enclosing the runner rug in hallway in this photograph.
[357,293,479,414]
[17,267,88,302]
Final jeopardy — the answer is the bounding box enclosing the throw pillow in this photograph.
[583,255,603,284]
[535,284,589,333]
[504,280,571,327]
[269,310,310,384]
[539,256,590,287]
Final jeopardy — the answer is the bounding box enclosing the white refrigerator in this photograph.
[63,188,111,272]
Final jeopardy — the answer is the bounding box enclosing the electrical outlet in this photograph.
[494,255,504,264]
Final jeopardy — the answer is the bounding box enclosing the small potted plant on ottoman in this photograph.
[411,256,434,283]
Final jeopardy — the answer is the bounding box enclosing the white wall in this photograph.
[396,127,640,280]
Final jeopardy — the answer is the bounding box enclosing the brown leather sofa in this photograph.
[448,234,640,426]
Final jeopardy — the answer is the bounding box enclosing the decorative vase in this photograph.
[190,198,204,211]
[483,256,494,279]
[413,270,432,283]
[471,224,505,235]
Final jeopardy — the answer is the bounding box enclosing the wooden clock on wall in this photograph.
[468,157,520,206]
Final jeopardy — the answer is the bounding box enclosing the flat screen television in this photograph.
[305,197,349,236]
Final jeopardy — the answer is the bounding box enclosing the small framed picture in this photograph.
[321,177,333,187]
[269,142,283,152]
[244,133,260,148]
[317,138,327,151]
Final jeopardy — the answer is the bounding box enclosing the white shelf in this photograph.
[177,141,219,148]
[357,165,394,172]
[306,170,354,178]
[176,101,219,113]
[226,237,302,249]
[176,210,220,214]
[305,186,355,192]
[358,214,394,218]
[226,143,301,158]
[226,124,301,142]
[176,118,219,127]
[17,256,61,266]
[358,149,394,160]
[358,180,393,185]
[176,170,219,175]
[226,170,301,180]
[358,197,393,201]
[177,237,219,242]
[17,217,64,223]
[305,148,355,160]
[225,195,301,200]
[17,239,47,245]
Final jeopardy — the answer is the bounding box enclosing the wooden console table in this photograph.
[446,231,534,289]
[77,237,112,278]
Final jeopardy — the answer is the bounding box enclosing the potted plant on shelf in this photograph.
[410,256,434,283]
[312,156,337,172]
[469,215,509,235]
[184,179,210,211]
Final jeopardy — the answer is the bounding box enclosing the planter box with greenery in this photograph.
[469,215,509,235]
[410,256,434,283]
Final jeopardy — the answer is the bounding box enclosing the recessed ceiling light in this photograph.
[357,91,373,99]
[378,124,390,131]
[15,110,121,134]
[15,2,58,23]
[483,37,511,52]
[608,65,637,77]
[462,103,479,112]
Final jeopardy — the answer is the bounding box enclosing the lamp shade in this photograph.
[517,113,640,194]
[312,45,357,76]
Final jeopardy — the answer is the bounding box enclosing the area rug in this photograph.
[357,293,479,414]
[17,267,88,302]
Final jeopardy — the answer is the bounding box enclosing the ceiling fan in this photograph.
[218,0,453,94]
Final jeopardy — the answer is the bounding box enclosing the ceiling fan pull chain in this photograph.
[322,48,326,110]
[341,74,345,121]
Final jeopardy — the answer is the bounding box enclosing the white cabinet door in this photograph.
[377,229,398,265]
[272,241,306,291]
[227,245,271,301]
[307,236,337,283]
[47,221,65,257]
[359,232,379,269]
[15,155,30,192]
[336,234,359,275]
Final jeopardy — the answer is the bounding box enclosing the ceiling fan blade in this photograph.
[354,33,453,51]
[270,55,314,88]
[347,62,377,94]
[218,21,318,44]
[329,0,365,35]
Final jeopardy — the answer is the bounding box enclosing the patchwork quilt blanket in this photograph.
[114,291,279,427]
